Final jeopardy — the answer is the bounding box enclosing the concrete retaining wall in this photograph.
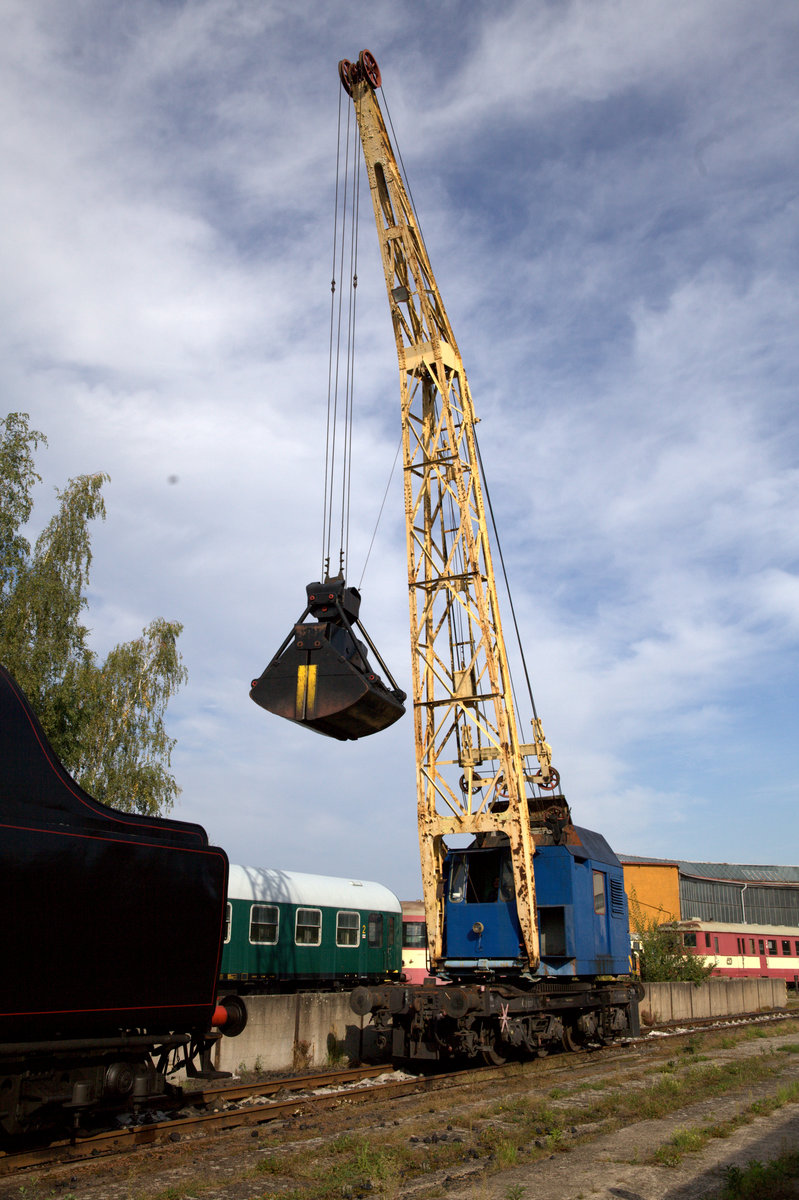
[213,977,788,1074]
[639,977,787,1026]
[212,992,377,1075]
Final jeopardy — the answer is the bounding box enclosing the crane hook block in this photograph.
[249,577,406,741]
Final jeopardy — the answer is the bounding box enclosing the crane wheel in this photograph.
[536,767,561,792]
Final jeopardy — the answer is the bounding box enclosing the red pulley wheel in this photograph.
[359,49,381,88]
[338,59,355,95]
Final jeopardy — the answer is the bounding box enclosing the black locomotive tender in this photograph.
[0,665,242,1140]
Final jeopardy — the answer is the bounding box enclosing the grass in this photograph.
[645,1077,799,1168]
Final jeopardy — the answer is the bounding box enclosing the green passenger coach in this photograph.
[220,866,403,990]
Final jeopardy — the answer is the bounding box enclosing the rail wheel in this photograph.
[481,1039,507,1066]
[561,1022,585,1053]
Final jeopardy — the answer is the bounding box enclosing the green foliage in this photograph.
[0,412,187,816]
[629,892,716,983]
[722,1153,799,1199]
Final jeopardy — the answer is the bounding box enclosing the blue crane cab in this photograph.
[442,826,631,979]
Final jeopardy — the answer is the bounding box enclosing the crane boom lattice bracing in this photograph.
[340,52,564,973]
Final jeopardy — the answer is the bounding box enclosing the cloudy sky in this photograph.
[2,0,798,899]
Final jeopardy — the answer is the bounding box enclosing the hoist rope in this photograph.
[358,434,402,590]
[474,430,541,725]
[322,88,344,579]
[323,92,360,581]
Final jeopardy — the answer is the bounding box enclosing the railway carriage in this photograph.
[220,866,402,990]
[669,920,799,986]
[401,900,430,984]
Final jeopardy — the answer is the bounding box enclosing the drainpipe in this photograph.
[741,883,748,922]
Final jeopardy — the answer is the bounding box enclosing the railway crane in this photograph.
[339,51,640,1063]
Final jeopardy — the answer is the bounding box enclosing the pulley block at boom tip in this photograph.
[338,49,381,96]
[249,576,407,742]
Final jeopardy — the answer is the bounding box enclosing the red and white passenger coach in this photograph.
[670,920,799,985]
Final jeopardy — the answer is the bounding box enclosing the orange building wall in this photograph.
[622,863,681,928]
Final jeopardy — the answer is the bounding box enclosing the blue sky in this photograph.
[2,0,797,899]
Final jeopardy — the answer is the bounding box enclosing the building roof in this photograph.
[620,855,799,885]
[619,854,679,868]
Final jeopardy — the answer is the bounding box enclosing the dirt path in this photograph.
[444,1095,799,1199]
[432,1029,799,1200]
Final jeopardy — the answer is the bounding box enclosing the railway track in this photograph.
[2,1007,792,1178]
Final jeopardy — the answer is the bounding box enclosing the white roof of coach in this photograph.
[228,865,401,913]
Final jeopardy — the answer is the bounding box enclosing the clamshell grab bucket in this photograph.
[250,579,406,741]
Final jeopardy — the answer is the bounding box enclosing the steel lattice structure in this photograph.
[341,52,560,970]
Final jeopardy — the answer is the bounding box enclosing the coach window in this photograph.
[713,936,719,953]
[758,939,765,955]
[336,910,359,947]
[683,932,697,948]
[403,921,428,948]
[782,940,791,956]
[750,939,756,954]
[368,913,383,948]
[592,871,606,916]
[705,933,711,948]
[250,904,279,945]
[388,915,396,947]
[796,941,799,956]
[295,907,322,946]
[767,939,777,955]
[224,902,232,944]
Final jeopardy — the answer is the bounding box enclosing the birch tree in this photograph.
[0,411,187,816]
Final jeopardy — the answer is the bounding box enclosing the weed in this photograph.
[503,1185,527,1200]
[671,1128,706,1153]
[326,1030,347,1067]
[653,1144,682,1167]
[721,1152,799,1199]
[256,1154,282,1174]
[496,1139,518,1168]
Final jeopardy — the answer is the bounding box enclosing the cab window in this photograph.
[592,871,606,916]
[448,858,467,903]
